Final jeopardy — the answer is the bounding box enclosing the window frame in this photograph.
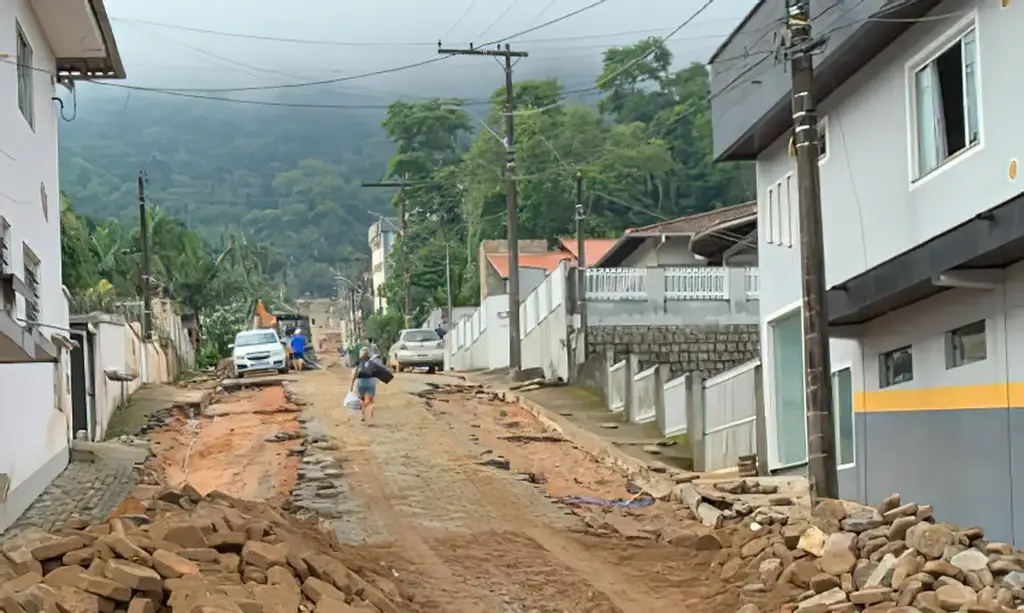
[15,22,34,129]
[945,319,987,370]
[905,11,983,188]
[817,116,829,165]
[764,300,808,471]
[831,365,856,469]
[879,345,914,389]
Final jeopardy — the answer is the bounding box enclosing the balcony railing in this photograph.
[744,267,760,299]
[665,267,728,300]
[585,268,648,301]
[585,267,760,302]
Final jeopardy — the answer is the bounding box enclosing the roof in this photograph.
[55,0,126,79]
[708,1,765,64]
[690,209,758,260]
[555,237,619,265]
[597,202,758,267]
[626,202,757,236]
[486,253,573,279]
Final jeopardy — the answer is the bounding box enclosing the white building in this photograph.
[0,0,125,531]
[368,217,397,312]
[711,0,1024,543]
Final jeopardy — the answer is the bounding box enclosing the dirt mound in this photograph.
[0,485,413,613]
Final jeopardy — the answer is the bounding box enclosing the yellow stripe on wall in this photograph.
[854,383,1024,413]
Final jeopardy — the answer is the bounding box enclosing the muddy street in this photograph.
[277,363,780,613]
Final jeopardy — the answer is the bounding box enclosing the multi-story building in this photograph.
[0,0,124,531]
[368,217,398,312]
[711,0,1024,543]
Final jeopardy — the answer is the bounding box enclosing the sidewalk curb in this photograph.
[511,391,677,489]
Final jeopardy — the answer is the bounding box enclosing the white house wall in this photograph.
[0,0,73,533]
[757,0,1024,297]
[754,0,1024,543]
[621,236,706,268]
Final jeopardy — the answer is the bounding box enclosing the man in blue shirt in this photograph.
[290,328,306,371]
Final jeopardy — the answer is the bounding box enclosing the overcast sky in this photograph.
[91,0,755,100]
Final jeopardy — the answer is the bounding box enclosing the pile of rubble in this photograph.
[712,490,1024,613]
[0,486,409,613]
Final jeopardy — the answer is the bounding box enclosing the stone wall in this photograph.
[586,323,760,378]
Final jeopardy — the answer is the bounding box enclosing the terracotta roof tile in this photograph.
[555,237,619,264]
[486,252,573,279]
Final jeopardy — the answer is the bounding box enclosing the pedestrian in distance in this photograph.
[290,327,306,371]
[350,347,377,424]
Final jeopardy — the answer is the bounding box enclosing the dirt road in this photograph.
[285,364,779,613]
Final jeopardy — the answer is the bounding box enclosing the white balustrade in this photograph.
[664,267,728,300]
[744,267,760,299]
[585,268,647,301]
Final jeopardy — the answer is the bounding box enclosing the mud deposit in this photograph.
[146,385,300,501]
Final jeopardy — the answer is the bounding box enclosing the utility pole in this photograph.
[574,172,588,367]
[445,242,454,330]
[437,43,528,373]
[137,172,153,343]
[362,178,416,327]
[784,0,838,501]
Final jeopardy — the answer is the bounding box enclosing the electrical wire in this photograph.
[441,0,480,41]
[481,0,612,46]
[477,0,520,41]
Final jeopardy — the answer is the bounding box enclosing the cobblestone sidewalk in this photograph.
[1,460,138,539]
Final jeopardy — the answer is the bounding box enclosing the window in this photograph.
[832,368,854,467]
[946,320,986,369]
[912,25,979,178]
[0,217,10,276]
[16,24,34,128]
[879,346,913,388]
[770,310,807,467]
[23,247,40,324]
[763,172,795,247]
[818,117,828,162]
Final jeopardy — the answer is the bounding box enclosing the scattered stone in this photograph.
[1,486,407,613]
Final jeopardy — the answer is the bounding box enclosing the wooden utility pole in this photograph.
[362,178,415,327]
[437,43,528,373]
[574,172,588,365]
[137,172,153,342]
[785,0,837,500]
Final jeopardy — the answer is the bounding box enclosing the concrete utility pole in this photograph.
[437,42,528,373]
[445,242,454,330]
[574,172,588,366]
[362,177,415,327]
[136,172,153,343]
[784,0,837,501]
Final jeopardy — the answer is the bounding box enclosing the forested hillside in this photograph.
[59,90,398,297]
[60,38,753,306]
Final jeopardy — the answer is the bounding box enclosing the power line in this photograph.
[483,0,611,46]
[441,0,480,40]
[476,0,520,41]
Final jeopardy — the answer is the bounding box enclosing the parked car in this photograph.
[231,329,288,377]
[388,328,444,373]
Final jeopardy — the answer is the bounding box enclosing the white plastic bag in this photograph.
[344,391,362,410]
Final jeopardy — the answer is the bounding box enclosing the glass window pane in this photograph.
[915,65,941,176]
[772,312,806,466]
[962,29,980,145]
[833,368,854,466]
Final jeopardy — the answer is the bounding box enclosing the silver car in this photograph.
[388,328,444,372]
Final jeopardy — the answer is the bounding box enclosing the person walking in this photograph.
[350,347,377,424]
[290,328,307,371]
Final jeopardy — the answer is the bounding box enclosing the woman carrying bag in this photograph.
[349,347,378,424]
